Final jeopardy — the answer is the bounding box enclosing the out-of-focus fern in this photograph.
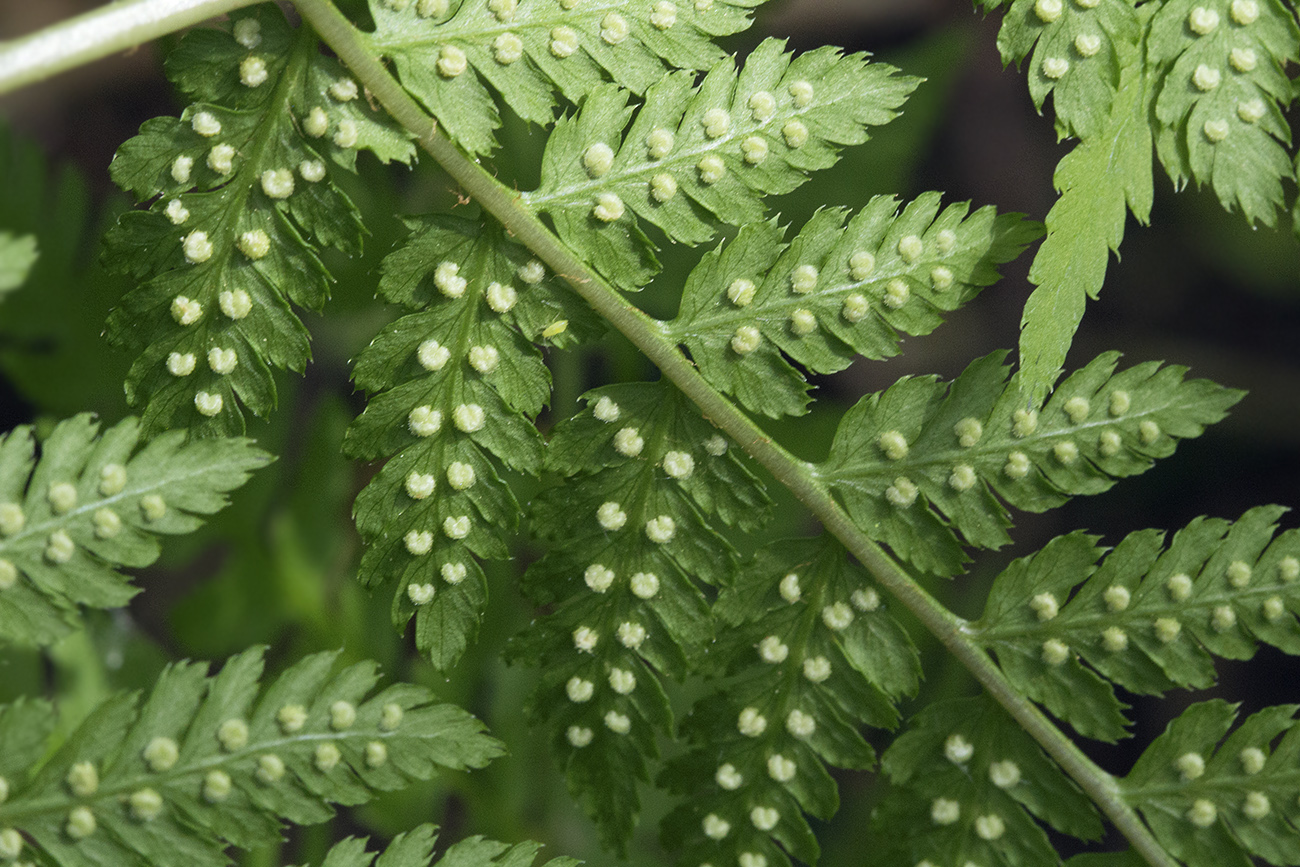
[298,824,578,867]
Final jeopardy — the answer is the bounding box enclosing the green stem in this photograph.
[0,0,261,96]
[291,3,1174,865]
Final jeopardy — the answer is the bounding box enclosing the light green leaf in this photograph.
[0,232,37,297]
[300,824,578,867]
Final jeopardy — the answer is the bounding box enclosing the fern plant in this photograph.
[1,1,1300,867]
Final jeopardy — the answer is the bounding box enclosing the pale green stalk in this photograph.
[0,0,260,96]
[290,2,1176,864]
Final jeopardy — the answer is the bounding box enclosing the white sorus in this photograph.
[885,476,918,509]
[435,261,467,297]
[1040,639,1070,666]
[167,352,196,377]
[1193,64,1222,92]
[437,44,468,77]
[948,464,977,492]
[1012,408,1039,437]
[738,853,767,867]
[780,572,802,603]
[550,26,579,57]
[663,450,695,479]
[453,403,485,432]
[703,814,731,840]
[930,265,954,291]
[256,754,286,784]
[883,278,910,309]
[299,159,326,183]
[203,770,232,803]
[758,635,789,663]
[218,718,249,751]
[202,127,232,157]
[593,192,625,222]
[650,173,678,206]
[842,293,869,323]
[851,588,880,612]
[897,234,923,263]
[573,625,599,652]
[704,435,728,456]
[1064,396,1090,424]
[518,259,545,283]
[129,788,164,821]
[728,278,757,307]
[380,702,404,731]
[1204,119,1230,143]
[593,396,623,425]
[261,169,294,199]
[1263,596,1286,621]
[566,725,594,747]
[767,753,796,782]
[803,656,831,682]
[240,55,268,87]
[1243,791,1270,820]
[485,281,517,313]
[1004,451,1031,479]
[141,736,180,774]
[1102,626,1128,652]
[1075,33,1102,57]
[172,155,194,183]
[702,108,730,139]
[233,18,262,49]
[647,128,675,159]
[645,515,676,544]
[566,676,594,703]
[416,0,448,15]
[697,154,726,185]
[443,516,471,539]
[1099,429,1123,457]
[442,562,468,584]
[1029,592,1059,622]
[975,814,1006,841]
[790,308,817,336]
[404,530,434,555]
[1186,799,1217,828]
[220,289,253,319]
[1280,556,1299,581]
[749,90,777,123]
[365,741,388,768]
[208,347,237,375]
[1155,617,1182,643]
[731,325,761,355]
[315,743,342,772]
[195,391,224,417]
[446,462,475,490]
[1034,0,1062,21]
[601,12,630,44]
[1231,48,1259,72]
[1166,572,1193,601]
[789,79,814,108]
[630,571,661,598]
[715,763,743,790]
[785,709,816,737]
[585,564,615,592]
[1211,605,1237,632]
[609,668,636,694]
[417,339,451,371]
[1188,6,1220,34]
[468,345,500,374]
[66,806,97,839]
[583,142,615,178]
[100,463,128,496]
[45,482,76,514]
[1042,56,1070,79]
[742,136,769,165]
[329,78,359,102]
[989,759,1021,788]
[737,707,767,737]
[783,119,809,147]
[405,471,436,499]
[617,620,647,648]
[750,806,780,832]
[790,264,819,294]
[238,229,271,260]
[0,505,23,537]
[1106,391,1130,418]
[66,761,99,797]
[1231,0,1260,24]
[182,231,213,264]
[604,711,631,734]
[165,198,190,224]
[330,700,357,730]
[930,797,961,825]
[408,406,442,437]
[878,429,909,460]
[1227,560,1252,588]
[1104,584,1131,612]
[650,0,677,29]
[597,501,627,531]
[333,119,359,148]
[278,704,308,733]
[192,111,222,137]
[822,602,854,631]
[304,106,329,137]
[1240,747,1267,775]
[849,250,876,280]
[407,582,435,604]
[944,733,974,764]
[493,33,524,63]
[45,530,75,564]
[94,509,122,539]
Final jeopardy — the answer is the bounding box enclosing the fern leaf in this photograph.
[347,215,597,670]
[299,824,577,867]
[666,195,1039,417]
[0,647,501,867]
[974,505,1300,741]
[103,7,413,436]
[522,39,918,289]
[820,351,1240,577]
[0,231,37,297]
[872,695,1102,867]
[0,413,269,647]
[369,0,767,155]
[1148,0,1299,227]
[660,536,918,867]
[507,381,769,851]
[1122,700,1300,867]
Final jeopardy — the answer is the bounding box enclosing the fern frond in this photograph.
[0,413,269,647]
[666,194,1039,417]
[1122,700,1300,867]
[661,536,919,867]
[346,215,598,670]
[507,380,769,850]
[0,648,501,867]
[104,6,413,436]
[521,39,918,289]
[296,823,577,867]
[819,351,1241,577]
[872,694,1103,867]
[974,505,1300,742]
[368,0,767,155]
[0,231,37,297]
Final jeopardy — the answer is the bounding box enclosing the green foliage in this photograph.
[0,647,500,867]
[0,414,269,647]
[0,231,37,297]
[304,825,578,867]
